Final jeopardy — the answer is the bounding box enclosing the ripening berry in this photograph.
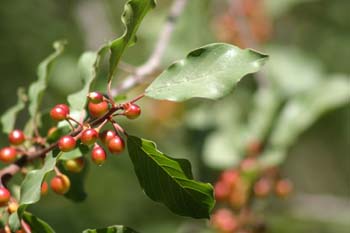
[211,208,238,233]
[58,136,76,152]
[214,181,231,201]
[99,130,116,145]
[0,147,17,163]
[254,178,271,198]
[41,181,48,196]
[7,201,19,214]
[64,157,84,173]
[229,179,248,208]
[81,128,99,145]
[123,103,141,119]
[88,101,109,118]
[50,105,69,121]
[50,174,71,194]
[275,179,293,198]
[0,187,11,207]
[87,92,104,104]
[108,135,125,154]
[47,127,58,137]
[220,169,239,188]
[8,129,25,145]
[91,145,107,165]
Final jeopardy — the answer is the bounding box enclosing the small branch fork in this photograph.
[0,0,189,185]
[110,0,189,97]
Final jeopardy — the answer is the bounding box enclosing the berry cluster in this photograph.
[0,91,142,222]
[211,142,293,233]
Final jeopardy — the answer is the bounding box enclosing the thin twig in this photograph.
[111,0,189,96]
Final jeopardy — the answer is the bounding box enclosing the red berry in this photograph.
[87,92,104,104]
[50,175,71,194]
[58,136,76,152]
[41,181,48,196]
[88,101,109,117]
[275,179,293,198]
[99,130,116,145]
[91,145,107,165]
[220,169,239,188]
[214,181,231,201]
[50,105,69,121]
[56,104,70,115]
[8,129,25,145]
[64,157,84,173]
[0,187,11,207]
[0,147,17,163]
[254,178,271,198]
[211,208,238,233]
[123,103,141,119]
[108,135,125,154]
[81,128,99,145]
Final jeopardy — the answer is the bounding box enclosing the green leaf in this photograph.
[22,212,55,233]
[83,225,139,233]
[267,46,323,97]
[20,152,57,205]
[127,136,215,219]
[59,143,90,161]
[68,47,108,111]
[0,87,27,134]
[9,152,60,231]
[28,41,66,118]
[108,0,156,81]
[260,76,350,167]
[145,43,268,101]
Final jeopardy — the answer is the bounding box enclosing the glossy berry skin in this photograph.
[99,130,116,145]
[58,136,76,152]
[0,187,11,207]
[56,104,70,114]
[123,103,141,119]
[88,101,109,118]
[91,145,107,165]
[50,175,71,194]
[64,157,84,173]
[87,92,104,104]
[108,135,125,154]
[81,128,99,145]
[50,105,69,121]
[41,182,48,196]
[0,147,17,163]
[8,129,25,145]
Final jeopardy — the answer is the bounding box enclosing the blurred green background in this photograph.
[0,0,349,232]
